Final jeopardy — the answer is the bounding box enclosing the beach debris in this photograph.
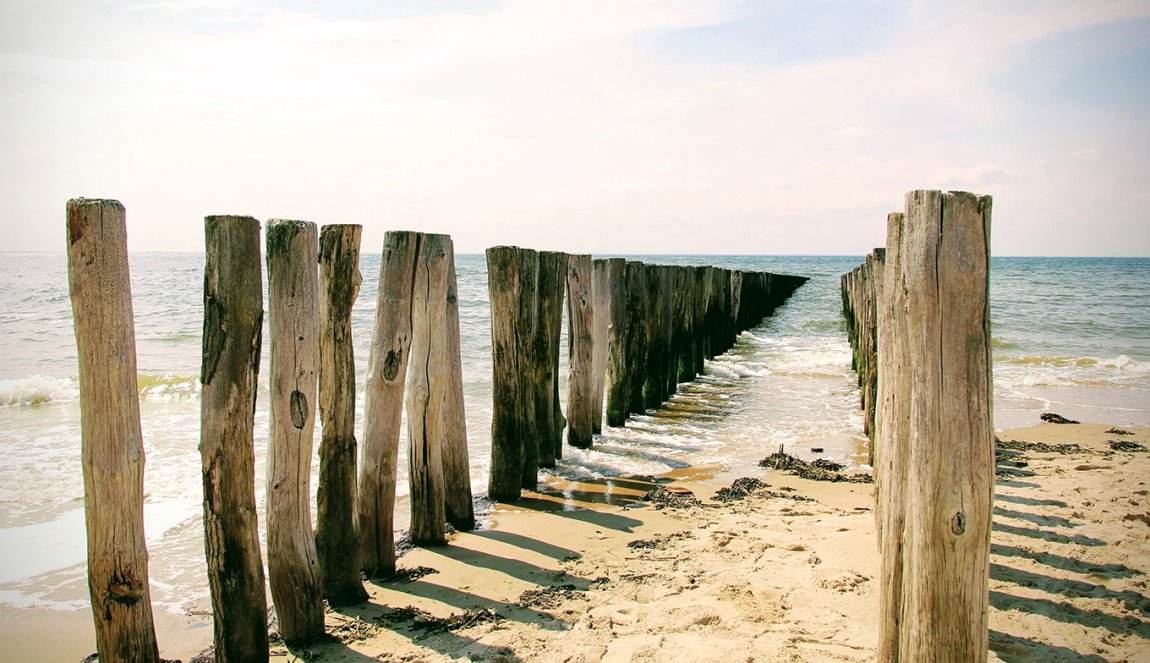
[82,657,182,663]
[811,447,824,453]
[1122,513,1150,527]
[714,477,769,502]
[389,565,439,582]
[995,437,1083,455]
[1041,412,1079,424]
[812,459,845,472]
[627,538,663,550]
[1106,427,1134,436]
[374,605,503,634]
[817,571,871,593]
[1109,440,1147,452]
[517,584,584,609]
[328,615,380,643]
[758,450,872,484]
[642,485,702,509]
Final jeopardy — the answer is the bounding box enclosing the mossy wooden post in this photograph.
[265,219,324,644]
[875,212,908,662]
[566,254,594,447]
[535,251,567,466]
[359,231,421,578]
[441,237,475,530]
[67,198,160,663]
[590,259,611,434]
[487,246,527,501]
[200,215,269,662]
[604,258,628,427]
[315,224,369,606]
[407,233,450,546]
[624,261,648,415]
[898,190,993,662]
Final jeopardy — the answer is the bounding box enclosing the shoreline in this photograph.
[2,420,1147,661]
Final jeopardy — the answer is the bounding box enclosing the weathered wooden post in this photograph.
[590,259,611,434]
[642,263,664,409]
[897,190,993,661]
[875,213,908,662]
[535,251,567,465]
[315,224,369,606]
[265,219,325,644]
[692,267,707,375]
[659,266,676,398]
[67,198,160,663]
[441,238,475,530]
[407,233,450,546]
[487,246,535,500]
[624,261,648,415]
[566,254,595,447]
[359,231,421,578]
[200,215,269,662]
[518,250,541,487]
[604,258,628,427]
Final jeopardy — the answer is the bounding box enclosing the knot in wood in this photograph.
[951,511,966,536]
[290,390,308,429]
[383,349,402,381]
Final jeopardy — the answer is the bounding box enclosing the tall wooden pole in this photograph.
[604,258,628,427]
[67,198,160,663]
[535,251,567,466]
[407,233,450,546]
[623,261,648,415]
[316,224,368,606]
[898,190,993,661]
[590,259,611,434]
[265,219,325,644]
[487,246,530,501]
[200,215,269,662]
[358,231,421,578]
[566,254,594,448]
[441,237,475,531]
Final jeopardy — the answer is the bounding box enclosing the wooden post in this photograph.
[897,190,993,661]
[642,263,663,409]
[692,267,707,375]
[517,250,540,487]
[315,224,368,606]
[441,237,475,531]
[566,254,594,448]
[659,266,676,399]
[265,219,324,644]
[875,213,908,662]
[624,261,648,415]
[200,215,269,662]
[67,198,160,663]
[604,258,628,427]
[487,246,530,501]
[590,259,611,434]
[535,251,567,465]
[358,231,421,578]
[407,234,450,546]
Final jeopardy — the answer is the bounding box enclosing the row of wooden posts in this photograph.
[840,190,994,662]
[486,246,808,501]
[67,198,810,662]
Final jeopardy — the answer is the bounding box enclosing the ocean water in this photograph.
[0,252,1147,615]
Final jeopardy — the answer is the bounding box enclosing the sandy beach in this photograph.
[5,419,1146,662]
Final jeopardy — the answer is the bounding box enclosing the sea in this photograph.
[0,253,1147,617]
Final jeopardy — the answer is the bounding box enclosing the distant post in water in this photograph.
[265,219,325,644]
[590,258,611,434]
[359,231,421,578]
[200,215,269,662]
[407,234,450,546]
[316,224,368,606]
[441,238,475,530]
[566,254,594,448]
[897,190,993,661]
[67,198,160,663]
[604,258,628,426]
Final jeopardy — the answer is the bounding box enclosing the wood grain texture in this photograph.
[200,215,269,661]
[535,251,568,466]
[265,219,325,644]
[316,224,368,605]
[441,238,475,530]
[566,254,594,448]
[590,259,611,434]
[358,231,421,578]
[604,258,628,427]
[487,246,526,501]
[67,198,161,663]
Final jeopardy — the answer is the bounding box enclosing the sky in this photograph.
[1,0,1149,256]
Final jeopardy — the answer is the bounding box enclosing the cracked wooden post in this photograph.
[604,258,628,427]
[875,212,908,662]
[897,190,993,662]
[535,251,567,466]
[566,253,594,448]
[441,237,475,531]
[358,231,421,578]
[316,224,369,606]
[265,219,324,645]
[590,258,611,434]
[407,233,450,546]
[200,215,269,662]
[67,198,160,663]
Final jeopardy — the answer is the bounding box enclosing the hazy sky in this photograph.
[2,0,1148,255]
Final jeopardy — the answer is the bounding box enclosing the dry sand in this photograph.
[2,421,1148,662]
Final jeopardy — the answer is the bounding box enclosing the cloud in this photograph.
[830,126,876,142]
